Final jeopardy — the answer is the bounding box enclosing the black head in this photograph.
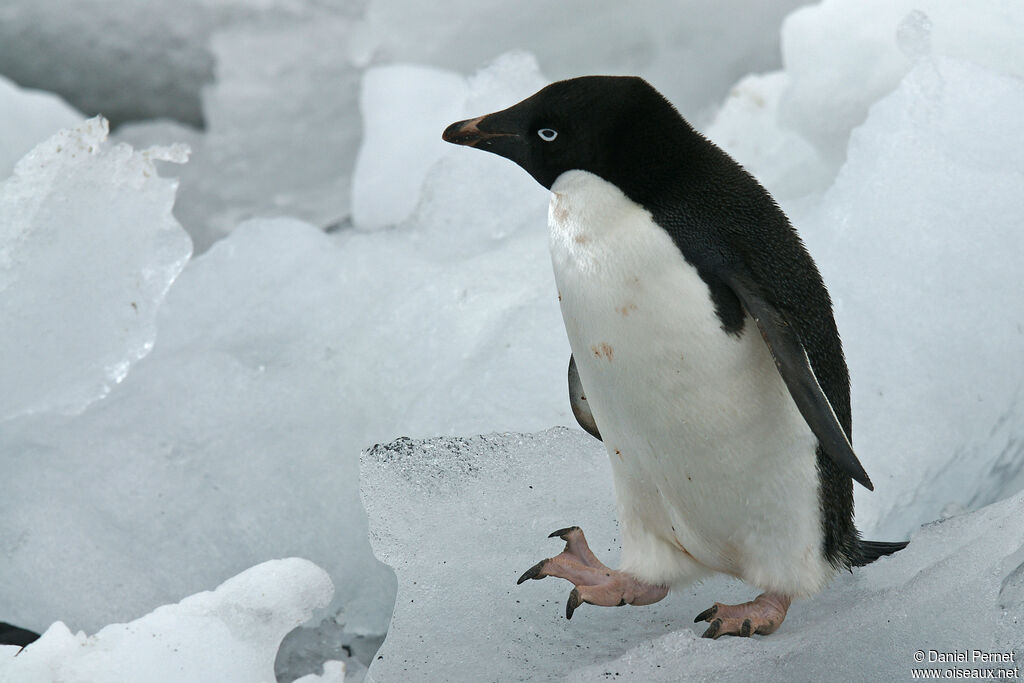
[442,76,702,191]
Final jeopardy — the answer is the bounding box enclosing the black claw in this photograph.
[701,618,722,639]
[740,619,753,637]
[694,605,717,623]
[516,559,548,585]
[548,526,580,539]
[566,588,583,620]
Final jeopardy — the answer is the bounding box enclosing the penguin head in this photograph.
[443,76,686,190]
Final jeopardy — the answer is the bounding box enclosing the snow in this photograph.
[0,116,191,421]
[0,558,336,683]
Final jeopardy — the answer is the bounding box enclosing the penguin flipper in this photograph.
[568,354,602,441]
[722,270,874,491]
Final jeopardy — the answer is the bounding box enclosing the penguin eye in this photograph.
[537,128,558,142]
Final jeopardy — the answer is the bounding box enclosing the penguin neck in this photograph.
[548,170,652,246]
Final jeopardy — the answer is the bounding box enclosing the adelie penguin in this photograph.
[442,76,908,639]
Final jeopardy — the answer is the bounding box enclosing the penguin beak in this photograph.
[443,106,543,184]
[442,114,520,148]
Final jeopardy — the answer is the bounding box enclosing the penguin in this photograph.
[442,76,907,638]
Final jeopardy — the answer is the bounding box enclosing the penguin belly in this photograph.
[548,170,834,598]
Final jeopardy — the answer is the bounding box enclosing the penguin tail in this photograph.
[851,539,909,567]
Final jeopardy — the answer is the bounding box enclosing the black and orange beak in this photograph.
[442,114,519,148]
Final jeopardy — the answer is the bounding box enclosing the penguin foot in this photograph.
[694,592,791,638]
[516,526,668,619]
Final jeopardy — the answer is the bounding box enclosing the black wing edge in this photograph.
[852,539,909,567]
[568,355,602,441]
[721,270,874,491]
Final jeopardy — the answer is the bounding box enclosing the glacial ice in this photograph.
[351,64,468,231]
[567,493,1024,681]
[358,0,807,125]
[0,559,336,683]
[796,56,1024,539]
[0,0,367,127]
[364,430,1024,681]
[359,429,741,681]
[0,218,395,640]
[110,0,804,251]
[0,75,81,178]
[0,116,191,421]
[1,0,1023,679]
[0,55,572,679]
[708,0,1024,199]
[116,12,365,251]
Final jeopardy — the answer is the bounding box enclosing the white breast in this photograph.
[548,170,833,598]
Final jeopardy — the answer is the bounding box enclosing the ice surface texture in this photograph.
[0,218,393,638]
[361,429,754,681]
[0,558,338,683]
[111,0,804,250]
[795,56,1024,539]
[0,116,191,420]
[0,75,82,178]
[0,55,574,657]
[0,0,801,129]
[0,0,366,127]
[707,0,1024,199]
[363,430,1023,681]
[2,0,1024,680]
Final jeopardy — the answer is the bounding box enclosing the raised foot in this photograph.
[516,526,668,619]
[694,592,792,639]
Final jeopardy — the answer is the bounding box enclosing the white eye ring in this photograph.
[537,128,558,142]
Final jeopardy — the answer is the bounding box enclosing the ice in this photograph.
[361,429,753,681]
[0,218,393,644]
[704,72,830,199]
[792,56,1024,539]
[0,58,575,677]
[0,75,81,178]
[0,558,335,683]
[358,0,807,125]
[114,12,365,252]
[3,0,1024,679]
[109,0,804,249]
[293,661,347,683]
[364,430,1023,681]
[781,0,1024,165]
[351,64,467,231]
[569,494,1024,681]
[0,0,366,127]
[707,0,1024,198]
[0,116,191,421]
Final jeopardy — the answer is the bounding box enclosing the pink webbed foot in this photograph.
[694,592,792,638]
[516,526,669,619]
